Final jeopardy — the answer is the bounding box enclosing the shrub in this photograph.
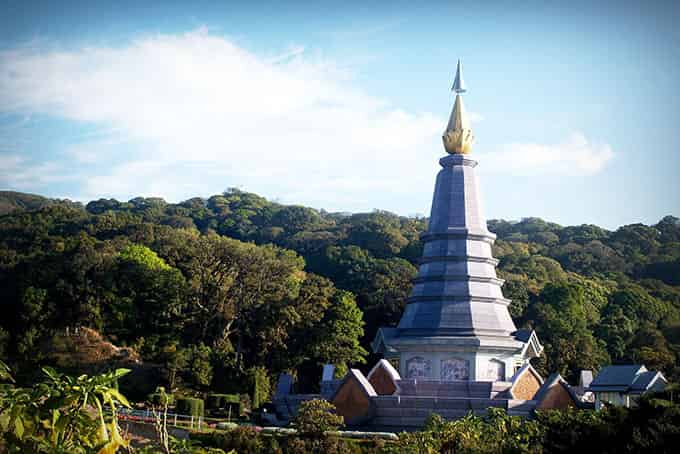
[207,393,240,409]
[282,435,355,454]
[192,426,277,453]
[292,399,344,438]
[247,366,271,409]
[240,393,252,414]
[207,393,242,419]
[216,422,238,430]
[424,413,445,431]
[385,409,542,454]
[176,397,205,417]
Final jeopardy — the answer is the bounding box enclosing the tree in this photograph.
[188,343,213,388]
[309,290,368,377]
[161,343,189,390]
[597,305,636,362]
[630,326,676,373]
[108,244,188,351]
[360,257,416,343]
[344,211,409,258]
[502,278,531,319]
[292,399,344,438]
[531,283,610,380]
[227,243,304,368]
[179,233,304,368]
[247,273,333,372]
[608,284,669,326]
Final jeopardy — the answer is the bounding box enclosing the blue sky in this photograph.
[1,0,678,229]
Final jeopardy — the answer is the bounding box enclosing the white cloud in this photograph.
[0,29,443,206]
[0,153,72,190]
[0,153,22,171]
[0,29,613,210]
[479,133,614,176]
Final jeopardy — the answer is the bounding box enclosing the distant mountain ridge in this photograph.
[0,191,55,215]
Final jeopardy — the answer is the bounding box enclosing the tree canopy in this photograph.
[0,190,678,396]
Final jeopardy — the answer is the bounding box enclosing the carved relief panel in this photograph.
[406,356,432,379]
[486,359,505,381]
[441,358,470,381]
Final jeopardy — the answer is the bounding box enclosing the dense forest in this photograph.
[0,189,678,399]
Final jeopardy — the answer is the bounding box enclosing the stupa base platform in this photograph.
[272,360,585,430]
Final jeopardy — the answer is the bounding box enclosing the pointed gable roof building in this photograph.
[589,365,668,409]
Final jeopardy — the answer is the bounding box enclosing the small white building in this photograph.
[588,365,667,410]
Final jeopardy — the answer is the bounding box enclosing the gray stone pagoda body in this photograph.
[372,60,542,382]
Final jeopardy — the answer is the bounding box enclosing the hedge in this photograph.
[207,393,240,409]
[247,366,271,409]
[176,397,205,417]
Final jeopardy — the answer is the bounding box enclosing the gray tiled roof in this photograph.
[630,371,661,391]
[513,329,533,343]
[588,365,667,394]
[590,365,645,388]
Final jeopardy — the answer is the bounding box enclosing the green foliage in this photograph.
[191,426,274,453]
[206,393,242,417]
[535,396,680,453]
[190,395,680,453]
[188,344,214,388]
[531,283,610,381]
[597,305,636,361]
[389,399,680,454]
[292,399,344,438]
[0,191,63,215]
[206,393,240,409]
[176,397,205,417]
[0,364,131,453]
[247,366,271,409]
[118,244,171,271]
[387,409,542,454]
[161,342,189,390]
[309,290,368,375]
[148,388,174,406]
[1,188,679,392]
[423,412,446,432]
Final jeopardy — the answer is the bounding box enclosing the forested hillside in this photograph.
[1,189,678,396]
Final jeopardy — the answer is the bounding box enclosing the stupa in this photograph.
[274,62,559,429]
[372,60,542,382]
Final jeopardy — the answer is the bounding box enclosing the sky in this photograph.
[0,0,679,229]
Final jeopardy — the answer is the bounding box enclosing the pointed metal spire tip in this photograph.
[452,59,466,94]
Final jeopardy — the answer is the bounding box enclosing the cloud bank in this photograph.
[0,29,613,212]
[480,133,614,176]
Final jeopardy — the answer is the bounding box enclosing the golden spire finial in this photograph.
[443,60,474,154]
